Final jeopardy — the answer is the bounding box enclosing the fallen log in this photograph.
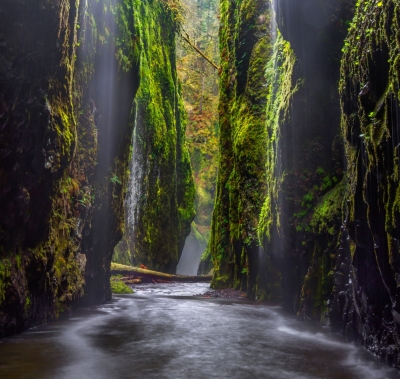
[111,263,212,283]
[123,279,143,284]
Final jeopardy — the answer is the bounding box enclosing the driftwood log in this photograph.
[111,263,212,283]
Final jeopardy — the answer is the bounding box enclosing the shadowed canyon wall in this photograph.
[0,0,193,336]
[0,0,92,336]
[331,0,400,366]
[209,0,352,304]
[210,0,400,367]
[265,0,354,315]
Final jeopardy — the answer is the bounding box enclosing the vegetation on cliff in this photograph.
[110,275,134,294]
[115,0,196,273]
[331,0,400,365]
[207,0,400,368]
[3,2,400,373]
[207,0,354,316]
[0,0,94,336]
[259,0,352,315]
[208,0,271,296]
[0,0,194,336]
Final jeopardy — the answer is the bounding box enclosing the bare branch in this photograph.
[181,30,220,71]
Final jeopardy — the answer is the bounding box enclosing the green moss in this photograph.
[0,0,83,326]
[258,33,299,243]
[113,238,132,266]
[115,0,194,273]
[24,296,31,315]
[208,0,271,297]
[309,177,346,236]
[340,0,400,278]
[0,259,11,306]
[212,274,231,289]
[110,277,134,294]
[114,0,141,72]
[298,240,335,320]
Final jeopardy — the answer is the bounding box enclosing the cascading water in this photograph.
[126,129,137,235]
[176,230,206,275]
[123,126,143,258]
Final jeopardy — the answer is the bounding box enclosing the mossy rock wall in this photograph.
[0,0,140,336]
[330,0,400,366]
[259,0,353,313]
[210,0,353,312]
[121,0,196,273]
[0,0,84,337]
[209,0,272,296]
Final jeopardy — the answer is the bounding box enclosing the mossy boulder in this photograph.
[110,277,134,294]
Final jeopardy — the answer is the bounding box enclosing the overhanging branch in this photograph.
[181,31,220,71]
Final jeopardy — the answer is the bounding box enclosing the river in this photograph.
[0,283,398,379]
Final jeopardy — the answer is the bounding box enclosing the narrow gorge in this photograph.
[1,0,400,377]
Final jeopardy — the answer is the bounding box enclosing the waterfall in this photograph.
[126,128,139,236]
[125,126,143,256]
[176,227,206,275]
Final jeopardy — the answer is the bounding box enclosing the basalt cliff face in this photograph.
[116,1,196,273]
[266,0,354,316]
[209,0,272,294]
[274,0,400,365]
[1,0,90,336]
[331,0,400,366]
[210,0,353,306]
[0,0,193,336]
[210,0,400,367]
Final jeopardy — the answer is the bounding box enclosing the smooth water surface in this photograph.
[0,283,398,379]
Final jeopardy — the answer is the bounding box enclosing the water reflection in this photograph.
[0,283,398,379]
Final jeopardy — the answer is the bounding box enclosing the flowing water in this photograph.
[176,235,204,275]
[0,283,398,379]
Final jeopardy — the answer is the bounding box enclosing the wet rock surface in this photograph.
[196,288,247,299]
[331,0,400,369]
[0,0,140,335]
